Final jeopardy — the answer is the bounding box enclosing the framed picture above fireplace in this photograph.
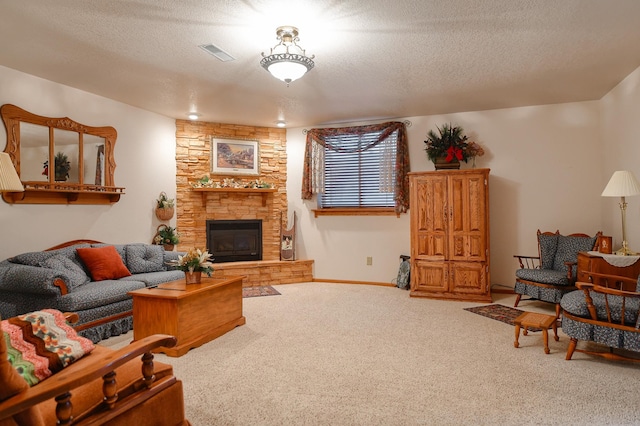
[211,138,259,175]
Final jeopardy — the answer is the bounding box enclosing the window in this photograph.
[319,130,397,208]
[302,121,410,215]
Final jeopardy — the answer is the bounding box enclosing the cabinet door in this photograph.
[411,175,447,258]
[411,259,448,292]
[449,262,487,295]
[448,172,487,262]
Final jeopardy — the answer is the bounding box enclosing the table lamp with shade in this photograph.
[601,170,640,256]
[0,152,24,192]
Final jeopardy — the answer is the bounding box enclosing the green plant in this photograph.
[154,225,179,245]
[156,192,175,208]
[424,123,469,163]
[167,248,214,276]
[54,152,71,180]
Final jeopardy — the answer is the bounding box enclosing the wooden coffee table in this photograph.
[128,276,245,357]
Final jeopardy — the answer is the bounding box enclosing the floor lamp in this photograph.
[601,170,640,256]
[0,152,24,197]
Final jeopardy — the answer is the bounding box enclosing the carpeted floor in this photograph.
[100,286,640,425]
[242,285,281,298]
[464,303,541,331]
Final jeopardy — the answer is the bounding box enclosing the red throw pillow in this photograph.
[76,245,131,281]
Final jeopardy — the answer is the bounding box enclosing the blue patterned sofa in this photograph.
[0,240,185,343]
[514,230,601,318]
[561,272,640,362]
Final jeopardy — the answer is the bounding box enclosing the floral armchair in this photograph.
[561,272,640,362]
[514,230,601,318]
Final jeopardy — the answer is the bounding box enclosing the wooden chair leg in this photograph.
[566,338,578,360]
[514,293,522,307]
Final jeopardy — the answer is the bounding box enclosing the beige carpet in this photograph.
[101,283,640,425]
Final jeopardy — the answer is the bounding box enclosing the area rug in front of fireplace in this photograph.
[464,304,541,331]
[242,285,281,298]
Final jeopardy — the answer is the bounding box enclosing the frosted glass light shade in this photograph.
[601,171,640,197]
[267,61,309,83]
[0,152,24,192]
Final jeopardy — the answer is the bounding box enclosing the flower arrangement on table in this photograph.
[167,248,214,276]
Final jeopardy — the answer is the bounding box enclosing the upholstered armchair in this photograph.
[561,272,640,362]
[514,230,601,318]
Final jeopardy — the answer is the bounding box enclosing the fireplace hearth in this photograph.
[206,219,262,263]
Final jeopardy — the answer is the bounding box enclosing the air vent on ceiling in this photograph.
[198,44,235,62]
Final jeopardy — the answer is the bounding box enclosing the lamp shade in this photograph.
[0,152,24,192]
[601,170,640,197]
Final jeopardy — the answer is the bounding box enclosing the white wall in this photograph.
[600,66,640,250]
[287,101,604,288]
[0,66,177,260]
[4,62,638,289]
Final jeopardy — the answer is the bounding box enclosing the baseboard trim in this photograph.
[312,278,396,287]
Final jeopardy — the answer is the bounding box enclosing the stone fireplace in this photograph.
[206,219,262,263]
[174,120,313,287]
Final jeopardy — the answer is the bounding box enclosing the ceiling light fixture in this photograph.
[187,112,200,120]
[276,120,286,128]
[261,26,315,86]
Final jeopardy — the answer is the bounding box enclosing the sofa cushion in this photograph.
[39,254,91,290]
[10,244,90,267]
[2,309,95,387]
[552,234,597,274]
[0,315,45,425]
[120,270,185,287]
[126,244,165,274]
[77,246,132,281]
[56,280,145,312]
[90,243,127,261]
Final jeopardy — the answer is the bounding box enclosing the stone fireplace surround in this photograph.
[174,120,313,287]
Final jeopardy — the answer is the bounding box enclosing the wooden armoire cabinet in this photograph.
[409,169,491,302]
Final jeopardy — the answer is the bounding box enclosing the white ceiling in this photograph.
[1,0,640,128]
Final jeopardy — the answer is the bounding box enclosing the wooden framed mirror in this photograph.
[1,104,125,204]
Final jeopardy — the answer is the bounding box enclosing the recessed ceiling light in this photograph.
[187,112,200,120]
[276,120,286,128]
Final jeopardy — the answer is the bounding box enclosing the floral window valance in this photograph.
[301,121,410,214]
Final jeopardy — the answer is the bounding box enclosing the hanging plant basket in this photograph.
[155,206,174,221]
[155,191,175,220]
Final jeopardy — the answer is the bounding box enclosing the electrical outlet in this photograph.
[366,256,373,266]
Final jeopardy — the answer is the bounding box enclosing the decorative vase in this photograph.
[433,156,460,170]
[184,270,202,284]
[163,244,174,251]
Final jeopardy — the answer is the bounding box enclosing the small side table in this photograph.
[513,312,559,354]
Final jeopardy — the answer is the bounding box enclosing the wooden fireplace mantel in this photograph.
[192,187,277,206]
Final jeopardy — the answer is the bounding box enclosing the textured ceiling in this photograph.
[1,0,640,128]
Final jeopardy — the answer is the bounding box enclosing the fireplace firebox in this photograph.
[206,219,262,263]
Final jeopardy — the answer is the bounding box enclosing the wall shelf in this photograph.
[192,187,276,206]
[2,183,125,204]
